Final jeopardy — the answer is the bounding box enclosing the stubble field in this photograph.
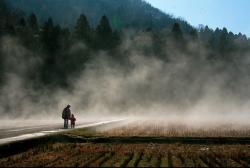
[1,119,250,167]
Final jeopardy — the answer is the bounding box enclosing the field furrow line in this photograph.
[160,156,169,167]
[99,152,115,167]
[81,152,105,167]
[134,152,143,167]
[193,157,208,167]
[167,151,173,167]
[119,153,134,167]
[138,153,152,167]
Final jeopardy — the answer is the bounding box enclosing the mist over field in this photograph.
[1,0,250,128]
[0,32,250,126]
[2,2,250,168]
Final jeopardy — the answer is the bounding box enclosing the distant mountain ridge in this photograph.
[6,0,193,32]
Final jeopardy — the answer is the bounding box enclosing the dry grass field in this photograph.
[1,119,250,167]
[1,143,250,167]
[70,119,250,137]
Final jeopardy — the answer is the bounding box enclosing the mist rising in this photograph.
[1,0,250,128]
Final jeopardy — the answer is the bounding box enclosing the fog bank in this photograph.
[1,31,250,127]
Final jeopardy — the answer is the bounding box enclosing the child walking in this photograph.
[70,114,76,128]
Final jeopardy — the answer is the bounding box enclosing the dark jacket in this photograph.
[62,107,71,119]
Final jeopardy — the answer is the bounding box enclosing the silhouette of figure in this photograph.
[62,105,71,129]
[70,114,76,128]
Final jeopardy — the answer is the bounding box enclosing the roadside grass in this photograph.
[64,128,99,137]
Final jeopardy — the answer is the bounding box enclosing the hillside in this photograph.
[6,0,193,32]
[1,0,250,118]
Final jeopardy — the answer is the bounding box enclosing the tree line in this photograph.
[0,1,250,90]
[0,5,121,88]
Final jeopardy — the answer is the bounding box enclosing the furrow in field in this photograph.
[160,156,169,167]
[119,153,134,167]
[126,152,143,167]
[200,155,219,167]
[149,156,161,167]
[88,152,113,167]
[193,157,208,167]
[81,152,105,167]
[179,154,195,167]
[171,154,183,167]
[99,152,115,167]
[167,151,173,167]
[137,153,152,167]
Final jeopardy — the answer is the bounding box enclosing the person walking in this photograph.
[70,114,76,128]
[62,105,71,129]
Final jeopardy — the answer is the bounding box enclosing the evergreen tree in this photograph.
[16,17,28,43]
[199,25,213,43]
[0,0,7,85]
[74,14,91,43]
[171,22,185,49]
[97,15,112,37]
[27,13,39,33]
[39,18,63,86]
[24,13,40,50]
[4,22,16,35]
[96,15,114,49]
[189,28,198,41]
[219,27,229,58]
[18,17,26,27]
[40,18,59,54]
[0,0,8,32]
[0,0,8,14]
[171,22,183,41]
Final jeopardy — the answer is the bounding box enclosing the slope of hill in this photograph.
[6,0,193,32]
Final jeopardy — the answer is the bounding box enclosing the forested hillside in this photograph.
[0,0,250,117]
[6,0,192,31]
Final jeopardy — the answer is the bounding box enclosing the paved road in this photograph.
[0,119,125,145]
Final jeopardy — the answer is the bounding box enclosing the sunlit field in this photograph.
[1,119,250,167]
[1,142,250,167]
[80,119,250,137]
